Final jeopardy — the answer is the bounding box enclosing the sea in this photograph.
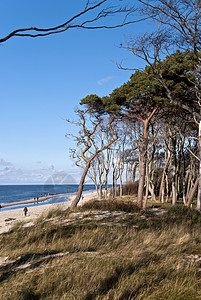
[0,184,98,212]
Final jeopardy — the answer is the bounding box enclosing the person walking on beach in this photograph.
[23,206,28,216]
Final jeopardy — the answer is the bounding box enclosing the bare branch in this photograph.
[0,1,147,44]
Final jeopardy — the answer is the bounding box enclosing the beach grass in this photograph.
[0,198,200,299]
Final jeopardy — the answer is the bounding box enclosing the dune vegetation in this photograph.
[0,197,200,300]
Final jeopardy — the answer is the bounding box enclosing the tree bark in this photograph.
[71,162,91,208]
[98,184,103,200]
[171,136,177,205]
[197,121,201,211]
[187,178,199,208]
[186,173,192,204]
[137,119,149,208]
[144,161,149,208]
[112,163,115,199]
[132,162,139,182]
[119,173,123,196]
[182,146,186,205]
[158,153,171,202]
[165,173,169,202]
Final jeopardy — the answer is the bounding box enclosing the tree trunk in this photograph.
[95,185,99,198]
[171,136,177,205]
[119,174,123,196]
[137,120,149,208]
[132,162,139,182]
[187,178,199,207]
[98,184,103,200]
[144,161,149,208]
[70,162,91,208]
[149,162,156,201]
[105,177,108,199]
[161,183,165,203]
[126,163,128,183]
[165,173,169,202]
[159,154,171,202]
[112,165,115,199]
[186,173,192,204]
[182,146,186,205]
[197,121,201,212]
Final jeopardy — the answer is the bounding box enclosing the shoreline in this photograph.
[0,189,95,209]
[0,191,97,234]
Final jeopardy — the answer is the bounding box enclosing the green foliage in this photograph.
[158,50,197,103]
[80,94,105,114]
[102,70,164,117]
[79,50,199,120]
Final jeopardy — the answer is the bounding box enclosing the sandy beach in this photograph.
[0,191,97,234]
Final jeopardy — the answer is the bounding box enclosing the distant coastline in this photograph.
[0,185,100,211]
[0,189,95,209]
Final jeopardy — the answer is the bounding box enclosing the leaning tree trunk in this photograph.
[71,162,91,208]
[137,120,149,208]
[187,178,199,208]
[186,173,192,204]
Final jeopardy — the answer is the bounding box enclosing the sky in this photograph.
[0,0,149,184]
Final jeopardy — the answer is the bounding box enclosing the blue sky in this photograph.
[0,0,149,184]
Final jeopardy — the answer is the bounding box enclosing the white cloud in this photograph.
[97,76,113,86]
[0,160,78,184]
[0,158,13,167]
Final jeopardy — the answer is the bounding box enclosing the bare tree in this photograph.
[67,108,118,208]
[87,123,116,199]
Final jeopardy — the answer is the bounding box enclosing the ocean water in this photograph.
[0,184,97,211]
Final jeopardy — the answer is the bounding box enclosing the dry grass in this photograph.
[0,199,200,299]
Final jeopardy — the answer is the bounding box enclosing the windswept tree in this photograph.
[82,70,166,208]
[67,106,118,208]
[120,0,201,210]
[82,49,198,208]
[121,34,200,208]
[86,122,117,199]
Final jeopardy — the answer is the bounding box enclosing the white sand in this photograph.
[0,192,97,234]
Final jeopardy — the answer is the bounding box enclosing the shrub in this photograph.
[122,181,139,195]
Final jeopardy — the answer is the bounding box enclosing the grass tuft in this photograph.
[81,199,141,213]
